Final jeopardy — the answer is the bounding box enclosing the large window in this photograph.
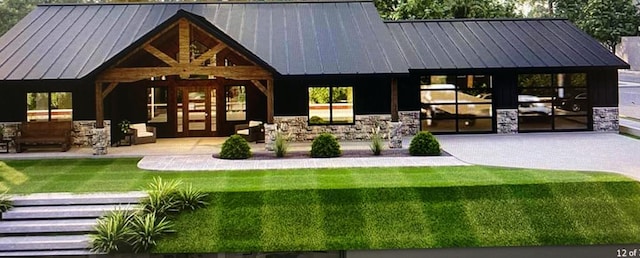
[226,85,246,121]
[308,86,354,125]
[27,92,72,122]
[518,73,588,131]
[420,75,493,133]
[147,87,168,123]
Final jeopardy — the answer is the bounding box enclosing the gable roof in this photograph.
[0,1,409,81]
[386,19,629,70]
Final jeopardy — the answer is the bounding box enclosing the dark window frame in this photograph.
[307,85,355,126]
[26,91,73,122]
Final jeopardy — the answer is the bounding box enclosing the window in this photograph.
[517,73,588,131]
[308,86,354,125]
[147,87,168,123]
[226,86,246,121]
[420,75,493,133]
[27,92,72,122]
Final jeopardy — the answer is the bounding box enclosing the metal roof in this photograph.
[386,19,629,70]
[0,1,409,80]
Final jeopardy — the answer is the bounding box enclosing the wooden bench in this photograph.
[15,121,73,152]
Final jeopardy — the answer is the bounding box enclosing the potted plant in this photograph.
[118,120,131,135]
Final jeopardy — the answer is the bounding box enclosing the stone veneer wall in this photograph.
[274,115,393,142]
[398,111,420,135]
[496,109,518,134]
[0,120,110,147]
[593,107,619,132]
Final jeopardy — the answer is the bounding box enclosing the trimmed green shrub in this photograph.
[310,133,341,158]
[175,184,209,211]
[409,131,441,156]
[219,135,252,159]
[90,210,135,253]
[274,131,289,158]
[0,191,12,212]
[128,213,173,253]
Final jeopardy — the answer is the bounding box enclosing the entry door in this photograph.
[176,87,217,136]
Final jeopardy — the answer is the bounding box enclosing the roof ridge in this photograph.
[39,0,373,7]
[384,17,569,23]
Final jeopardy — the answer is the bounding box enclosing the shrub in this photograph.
[127,213,173,253]
[219,135,252,159]
[0,191,12,212]
[141,177,181,216]
[369,128,383,156]
[409,131,441,156]
[174,184,209,211]
[90,210,134,254]
[310,133,341,158]
[274,131,289,158]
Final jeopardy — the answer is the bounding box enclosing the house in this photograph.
[0,1,627,150]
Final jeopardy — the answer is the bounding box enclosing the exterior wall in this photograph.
[496,109,518,134]
[398,111,420,135]
[0,120,111,147]
[593,107,619,132]
[274,115,392,141]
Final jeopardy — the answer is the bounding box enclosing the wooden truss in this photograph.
[95,18,274,127]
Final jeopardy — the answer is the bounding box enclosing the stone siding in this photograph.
[593,107,619,132]
[274,115,393,142]
[496,109,518,134]
[398,111,420,135]
[72,120,111,147]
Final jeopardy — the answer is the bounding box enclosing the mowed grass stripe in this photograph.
[260,190,326,251]
[320,189,370,250]
[361,188,435,249]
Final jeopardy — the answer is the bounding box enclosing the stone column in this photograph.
[388,121,403,149]
[264,124,277,151]
[398,111,420,136]
[496,109,518,134]
[593,107,619,132]
[90,128,109,155]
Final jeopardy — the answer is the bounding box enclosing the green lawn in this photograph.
[1,158,640,252]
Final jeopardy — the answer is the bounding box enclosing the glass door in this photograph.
[176,87,217,136]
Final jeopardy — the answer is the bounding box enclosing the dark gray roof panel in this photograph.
[0,1,409,80]
[387,19,628,70]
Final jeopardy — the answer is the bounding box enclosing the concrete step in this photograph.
[0,219,97,234]
[2,204,139,220]
[0,235,90,251]
[11,192,146,207]
[0,249,97,257]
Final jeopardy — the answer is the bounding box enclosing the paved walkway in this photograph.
[437,132,640,180]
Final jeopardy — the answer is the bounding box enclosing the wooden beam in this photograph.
[110,24,178,68]
[391,78,398,122]
[250,80,267,95]
[267,79,274,124]
[178,19,190,64]
[95,82,104,128]
[192,43,226,66]
[102,82,119,98]
[143,45,178,67]
[98,66,271,82]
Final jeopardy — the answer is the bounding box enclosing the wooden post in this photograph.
[178,19,190,64]
[391,78,399,122]
[95,82,104,128]
[267,79,274,124]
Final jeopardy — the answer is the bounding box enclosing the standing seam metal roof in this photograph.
[386,19,629,70]
[0,1,409,80]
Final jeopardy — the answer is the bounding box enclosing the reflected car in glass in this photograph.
[518,95,552,115]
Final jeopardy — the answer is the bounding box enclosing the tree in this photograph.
[577,0,640,53]
[376,0,519,20]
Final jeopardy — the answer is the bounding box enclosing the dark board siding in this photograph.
[588,69,618,107]
[398,76,419,111]
[492,72,518,109]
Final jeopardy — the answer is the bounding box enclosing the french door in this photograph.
[176,86,217,136]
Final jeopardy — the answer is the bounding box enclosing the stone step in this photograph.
[11,192,146,206]
[0,249,97,257]
[0,219,97,234]
[0,235,90,251]
[3,204,139,220]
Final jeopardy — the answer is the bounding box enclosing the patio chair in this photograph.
[130,123,156,145]
[235,121,264,142]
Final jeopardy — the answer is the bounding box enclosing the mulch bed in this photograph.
[213,148,449,160]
